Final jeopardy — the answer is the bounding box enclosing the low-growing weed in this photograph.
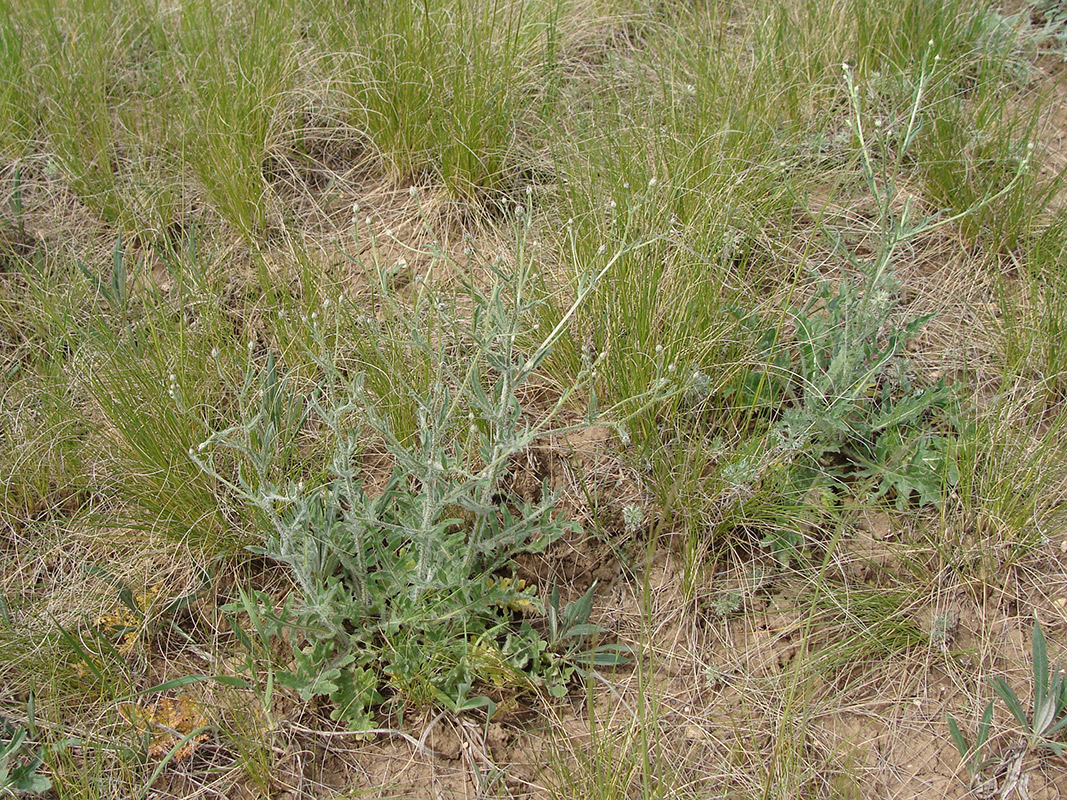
[0,705,51,796]
[192,216,669,728]
[77,237,134,319]
[1032,0,1067,55]
[715,51,1029,562]
[948,620,1067,793]
[947,699,996,790]
[989,620,1067,756]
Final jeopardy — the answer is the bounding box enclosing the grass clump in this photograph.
[0,6,29,160]
[328,0,563,203]
[177,0,298,239]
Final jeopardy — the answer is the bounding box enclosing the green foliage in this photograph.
[0,0,1064,794]
[332,0,560,201]
[998,211,1067,409]
[918,95,1054,254]
[540,583,632,695]
[946,700,995,788]
[0,702,51,797]
[194,222,653,728]
[755,271,958,512]
[1032,0,1067,53]
[0,4,29,159]
[990,621,1067,755]
[853,0,1007,76]
[82,256,255,555]
[542,4,805,421]
[947,620,1067,792]
[77,237,134,318]
[716,56,973,561]
[177,0,297,238]
[1036,0,1067,26]
[26,0,122,224]
[0,167,30,273]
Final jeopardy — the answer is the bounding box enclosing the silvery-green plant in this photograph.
[989,620,1067,756]
[947,620,1067,793]
[1035,0,1067,52]
[193,211,673,727]
[721,49,1032,562]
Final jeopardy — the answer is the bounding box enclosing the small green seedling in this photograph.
[546,583,631,666]
[947,699,995,787]
[947,619,1067,792]
[77,235,134,315]
[989,619,1067,755]
[0,698,51,797]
